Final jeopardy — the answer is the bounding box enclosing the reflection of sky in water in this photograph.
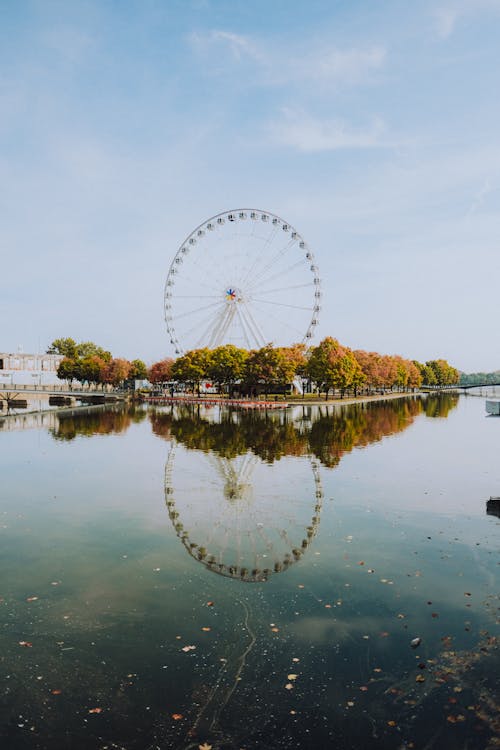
[0,396,499,749]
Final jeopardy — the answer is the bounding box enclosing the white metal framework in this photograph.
[164,209,321,354]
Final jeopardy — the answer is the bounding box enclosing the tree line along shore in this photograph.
[48,337,459,400]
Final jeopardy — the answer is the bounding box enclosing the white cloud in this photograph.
[188,29,386,89]
[434,0,500,38]
[268,109,388,152]
[188,29,263,62]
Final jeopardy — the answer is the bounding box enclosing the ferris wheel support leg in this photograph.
[242,303,267,348]
[208,306,232,348]
[236,305,253,350]
[195,311,222,350]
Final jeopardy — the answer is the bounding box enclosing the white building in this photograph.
[0,352,64,386]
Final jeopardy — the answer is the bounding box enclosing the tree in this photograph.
[102,358,131,387]
[76,341,112,362]
[276,344,307,391]
[171,349,212,394]
[148,358,174,385]
[208,345,248,394]
[305,337,365,399]
[57,357,79,383]
[426,359,459,386]
[244,344,283,397]
[130,359,147,380]
[79,355,106,387]
[47,338,77,358]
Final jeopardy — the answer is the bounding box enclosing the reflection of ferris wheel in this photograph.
[164,443,323,582]
[164,209,321,354]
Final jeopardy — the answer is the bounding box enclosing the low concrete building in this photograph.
[0,351,64,386]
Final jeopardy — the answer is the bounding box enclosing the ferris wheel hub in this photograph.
[225,286,243,303]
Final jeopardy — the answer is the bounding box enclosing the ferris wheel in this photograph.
[164,209,321,354]
[164,441,323,583]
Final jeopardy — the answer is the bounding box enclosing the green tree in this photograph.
[208,345,248,394]
[130,359,148,380]
[244,344,283,397]
[47,338,78,358]
[76,341,112,362]
[171,348,212,395]
[57,357,79,383]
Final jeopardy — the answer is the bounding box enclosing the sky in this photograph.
[1,0,499,372]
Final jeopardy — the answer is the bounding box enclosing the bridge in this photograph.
[0,383,126,400]
[457,382,500,390]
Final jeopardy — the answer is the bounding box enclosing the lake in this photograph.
[1,394,498,749]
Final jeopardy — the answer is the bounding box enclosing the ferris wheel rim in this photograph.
[164,208,321,355]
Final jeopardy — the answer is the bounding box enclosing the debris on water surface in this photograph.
[410,637,422,648]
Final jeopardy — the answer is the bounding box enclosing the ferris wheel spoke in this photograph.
[254,281,314,296]
[208,303,236,348]
[245,239,297,292]
[171,299,225,322]
[174,294,222,299]
[196,305,230,349]
[248,303,305,340]
[247,256,304,295]
[181,304,226,348]
[250,298,313,311]
[238,227,279,288]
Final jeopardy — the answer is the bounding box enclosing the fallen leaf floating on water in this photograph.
[287,674,298,681]
[271,627,279,633]
[181,645,196,652]
[410,637,421,649]
[19,641,32,648]
[206,601,214,607]
[415,675,425,683]
[201,627,211,632]
[199,744,212,750]
[285,683,294,690]
[26,597,38,602]
[171,713,183,721]
[51,690,62,695]
[88,708,102,714]
[387,720,397,727]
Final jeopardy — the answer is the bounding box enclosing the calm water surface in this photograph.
[1,395,499,749]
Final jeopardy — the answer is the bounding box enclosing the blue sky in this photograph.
[1,0,499,371]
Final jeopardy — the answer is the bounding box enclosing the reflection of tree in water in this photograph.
[424,392,458,418]
[50,406,146,441]
[151,395,458,469]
